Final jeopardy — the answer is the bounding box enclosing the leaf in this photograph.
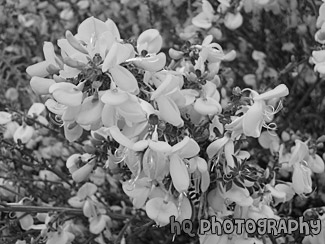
[233,178,246,189]
[225,181,232,192]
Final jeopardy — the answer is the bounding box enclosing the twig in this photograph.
[0,204,132,220]
[114,216,136,244]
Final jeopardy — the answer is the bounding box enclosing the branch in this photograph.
[0,204,132,220]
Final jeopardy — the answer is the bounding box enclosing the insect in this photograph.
[186,177,202,221]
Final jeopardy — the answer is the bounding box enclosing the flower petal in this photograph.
[64,122,83,142]
[109,126,134,149]
[110,65,139,94]
[102,43,134,71]
[253,84,289,101]
[194,97,222,115]
[170,154,190,192]
[156,96,183,127]
[0,112,12,124]
[30,77,56,95]
[101,104,117,127]
[26,61,49,77]
[145,197,178,226]
[13,125,34,143]
[137,29,163,54]
[76,96,104,125]
[131,53,166,72]
[242,101,264,138]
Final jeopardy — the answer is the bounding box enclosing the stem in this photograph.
[114,216,136,244]
[0,204,132,220]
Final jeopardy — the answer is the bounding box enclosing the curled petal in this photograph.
[131,53,166,72]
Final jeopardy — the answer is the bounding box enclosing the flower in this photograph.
[192,0,215,29]
[169,136,200,193]
[292,161,313,195]
[225,84,289,138]
[311,50,325,75]
[26,42,62,77]
[128,29,166,72]
[224,12,243,30]
[145,197,179,227]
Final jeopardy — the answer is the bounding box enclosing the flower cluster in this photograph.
[1,1,325,244]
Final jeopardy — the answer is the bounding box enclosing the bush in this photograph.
[1,0,325,244]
